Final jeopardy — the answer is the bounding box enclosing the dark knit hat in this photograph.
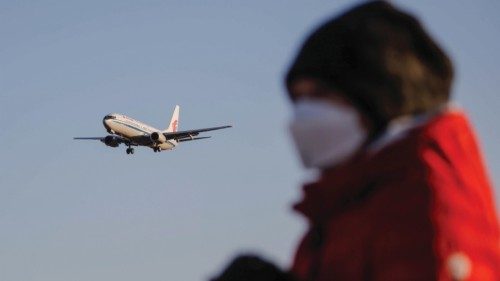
[286,1,453,133]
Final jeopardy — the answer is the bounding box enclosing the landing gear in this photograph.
[153,147,161,153]
[126,147,134,154]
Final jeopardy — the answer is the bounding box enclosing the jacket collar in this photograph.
[293,153,376,224]
[369,103,455,153]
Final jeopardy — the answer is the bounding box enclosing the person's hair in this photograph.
[286,0,454,133]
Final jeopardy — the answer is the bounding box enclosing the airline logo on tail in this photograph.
[171,120,178,132]
[165,105,180,133]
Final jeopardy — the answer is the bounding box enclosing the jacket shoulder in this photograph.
[413,111,500,280]
[368,111,500,280]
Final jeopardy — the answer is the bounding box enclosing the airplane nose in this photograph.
[103,118,111,130]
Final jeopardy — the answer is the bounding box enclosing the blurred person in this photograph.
[211,1,500,280]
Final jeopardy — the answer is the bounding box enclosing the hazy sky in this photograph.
[1,1,499,280]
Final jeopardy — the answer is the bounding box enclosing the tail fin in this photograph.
[164,105,180,132]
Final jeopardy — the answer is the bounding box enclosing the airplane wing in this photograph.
[74,135,138,146]
[178,136,211,142]
[163,125,232,141]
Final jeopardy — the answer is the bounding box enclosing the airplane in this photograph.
[74,105,231,155]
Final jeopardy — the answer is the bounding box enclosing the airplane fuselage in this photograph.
[103,113,176,150]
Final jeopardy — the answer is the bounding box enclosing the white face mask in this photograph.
[289,99,367,169]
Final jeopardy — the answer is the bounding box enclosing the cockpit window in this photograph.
[104,115,116,120]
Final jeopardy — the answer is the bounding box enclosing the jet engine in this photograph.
[150,132,166,143]
[102,135,120,147]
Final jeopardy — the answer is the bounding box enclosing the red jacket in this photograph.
[290,111,500,281]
